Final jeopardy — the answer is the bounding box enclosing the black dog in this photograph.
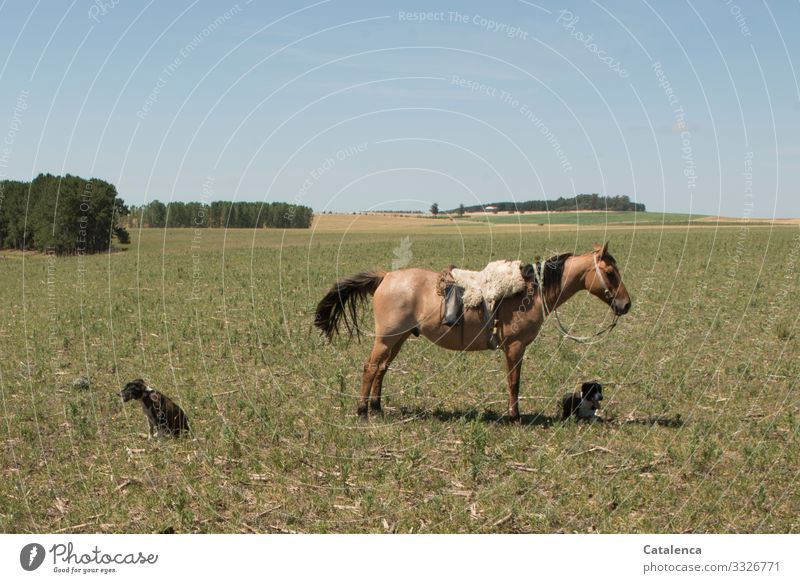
[118,379,190,437]
[561,381,604,422]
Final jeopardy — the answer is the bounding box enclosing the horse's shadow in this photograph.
[394,406,558,427]
[393,407,684,429]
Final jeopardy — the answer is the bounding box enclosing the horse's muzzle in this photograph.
[612,298,631,316]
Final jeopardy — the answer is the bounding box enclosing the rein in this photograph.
[532,254,619,345]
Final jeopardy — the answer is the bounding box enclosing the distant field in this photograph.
[311,212,778,234]
[459,211,703,225]
[1,219,798,533]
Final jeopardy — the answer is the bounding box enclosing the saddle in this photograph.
[437,260,534,349]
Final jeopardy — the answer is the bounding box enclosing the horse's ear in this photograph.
[592,241,610,256]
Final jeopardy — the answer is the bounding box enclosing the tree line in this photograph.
[124,200,313,229]
[0,174,129,254]
[0,174,314,255]
[452,194,645,214]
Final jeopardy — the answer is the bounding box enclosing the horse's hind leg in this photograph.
[358,334,409,418]
[358,340,390,417]
[369,333,409,414]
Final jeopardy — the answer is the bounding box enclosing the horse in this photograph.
[314,242,631,421]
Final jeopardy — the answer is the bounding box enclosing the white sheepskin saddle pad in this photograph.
[451,260,527,308]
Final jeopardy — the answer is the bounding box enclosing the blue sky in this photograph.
[0,0,798,216]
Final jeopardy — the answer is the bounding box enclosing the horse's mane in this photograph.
[541,252,573,295]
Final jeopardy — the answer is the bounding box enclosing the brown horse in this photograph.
[314,242,631,421]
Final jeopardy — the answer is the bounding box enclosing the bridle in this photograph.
[532,253,619,345]
[592,252,616,303]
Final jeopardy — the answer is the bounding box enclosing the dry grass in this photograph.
[0,221,798,533]
[694,216,800,225]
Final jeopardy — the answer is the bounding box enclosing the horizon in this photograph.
[1,1,798,217]
[4,174,797,220]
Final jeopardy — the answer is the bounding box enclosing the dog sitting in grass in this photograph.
[118,379,190,438]
[561,381,604,422]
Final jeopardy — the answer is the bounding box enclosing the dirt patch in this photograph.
[312,213,452,232]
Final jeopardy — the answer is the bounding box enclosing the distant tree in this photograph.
[456,204,465,217]
[451,194,644,214]
[114,226,131,244]
[166,202,190,227]
[208,201,227,228]
[113,198,130,243]
[144,200,167,228]
[429,202,439,216]
[98,197,313,229]
[1,176,313,253]
[0,180,30,248]
[0,174,128,254]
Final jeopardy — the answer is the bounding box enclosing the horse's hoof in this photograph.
[357,405,369,419]
[508,414,521,425]
[369,401,383,415]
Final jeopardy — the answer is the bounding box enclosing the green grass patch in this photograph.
[0,225,798,533]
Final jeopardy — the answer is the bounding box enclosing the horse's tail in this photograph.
[314,271,385,342]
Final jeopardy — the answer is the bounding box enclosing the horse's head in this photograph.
[585,242,631,316]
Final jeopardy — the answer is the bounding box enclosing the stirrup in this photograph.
[487,300,500,349]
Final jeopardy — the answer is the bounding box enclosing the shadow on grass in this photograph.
[395,406,558,427]
[605,414,685,428]
[394,407,685,429]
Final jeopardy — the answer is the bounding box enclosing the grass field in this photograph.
[1,215,798,533]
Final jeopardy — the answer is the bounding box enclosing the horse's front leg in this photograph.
[503,341,526,422]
